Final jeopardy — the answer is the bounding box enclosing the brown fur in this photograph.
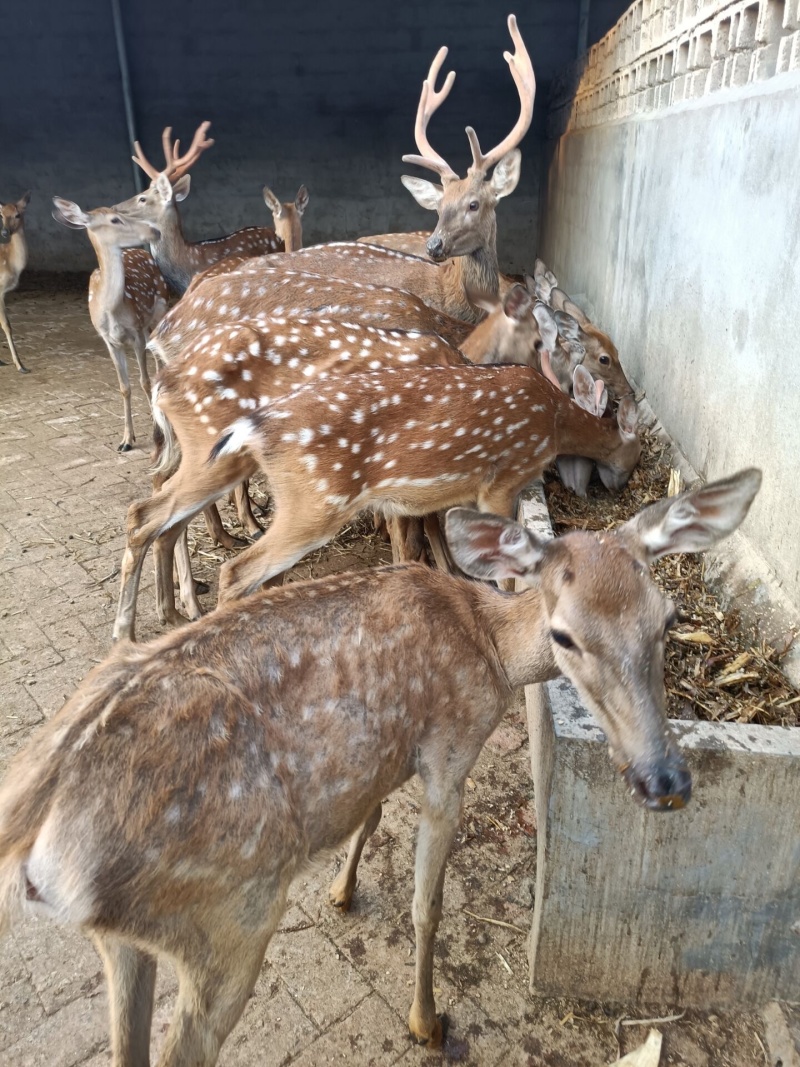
[0,192,31,372]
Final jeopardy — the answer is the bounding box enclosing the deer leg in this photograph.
[423,513,454,573]
[113,457,245,642]
[0,296,28,373]
[389,517,427,564]
[233,480,263,539]
[203,504,248,551]
[157,884,289,1067]
[105,341,136,452]
[154,522,202,628]
[173,529,205,619]
[408,784,464,1048]
[217,500,345,604]
[132,334,153,409]
[93,934,156,1067]
[329,803,382,911]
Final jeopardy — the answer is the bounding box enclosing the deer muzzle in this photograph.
[622,755,692,812]
[426,233,446,262]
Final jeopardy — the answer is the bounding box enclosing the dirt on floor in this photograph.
[0,280,773,1066]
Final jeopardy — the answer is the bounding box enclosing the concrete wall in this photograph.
[0,0,629,275]
[540,0,800,610]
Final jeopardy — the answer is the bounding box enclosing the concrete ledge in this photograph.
[516,483,800,1007]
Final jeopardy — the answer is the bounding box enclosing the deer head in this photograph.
[0,192,31,243]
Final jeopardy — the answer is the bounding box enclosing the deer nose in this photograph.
[0,229,9,242]
[426,234,445,261]
[628,760,692,812]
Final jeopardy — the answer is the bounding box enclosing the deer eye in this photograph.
[599,354,611,365]
[111,217,122,225]
[138,196,147,204]
[551,629,577,651]
[468,200,480,212]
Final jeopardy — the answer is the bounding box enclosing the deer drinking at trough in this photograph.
[52,198,169,452]
[0,469,762,1065]
[0,191,31,373]
[113,353,641,641]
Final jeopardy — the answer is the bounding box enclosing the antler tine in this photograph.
[162,121,215,183]
[401,46,459,182]
[131,140,161,181]
[467,14,536,175]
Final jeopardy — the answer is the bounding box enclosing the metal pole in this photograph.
[577,0,591,57]
[110,0,144,192]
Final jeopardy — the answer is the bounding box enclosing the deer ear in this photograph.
[17,191,31,211]
[445,507,546,583]
[52,197,89,230]
[503,284,534,322]
[262,185,285,218]
[489,149,521,200]
[617,397,639,439]
[533,302,558,353]
[572,365,598,410]
[295,185,309,215]
[172,174,191,202]
[555,310,583,346]
[549,287,569,313]
[620,469,762,562]
[401,175,443,212]
[533,257,548,281]
[562,298,589,326]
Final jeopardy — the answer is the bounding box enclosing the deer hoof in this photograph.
[118,442,134,453]
[193,580,210,596]
[328,877,354,912]
[17,365,30,374]
[408,1013,447,1048]
[250,528,265,541]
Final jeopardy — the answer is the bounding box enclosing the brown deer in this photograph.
[113,359,640,641]
[113,123,283,294]
[0,191,31,373]
[123,288,559,632]
[52,198,169,452]
[165,15,534,325]
[0,470,761,1064]
[262,183,308,253]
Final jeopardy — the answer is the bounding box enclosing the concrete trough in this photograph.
[516,488,800,1007]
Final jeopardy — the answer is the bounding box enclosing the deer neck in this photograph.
[149,205,193,294]
[475,582,557,688]
[88,234,127,314]
[441,242,500,324]
[554,400,621,464]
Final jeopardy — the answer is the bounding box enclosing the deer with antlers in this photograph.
[0,192,31,373]
[52,198,169,451]
[167,15,534,327]
[113,352,640,641]
[113,123,288,294]
[0,470,761,1064]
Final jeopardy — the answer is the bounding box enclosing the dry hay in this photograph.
[543,431,799,728]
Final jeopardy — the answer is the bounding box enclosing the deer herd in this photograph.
[0,14,761,1067]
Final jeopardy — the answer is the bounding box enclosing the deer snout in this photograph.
[0,228,10,243]
[624,756,692,812]
[426,234,446,261]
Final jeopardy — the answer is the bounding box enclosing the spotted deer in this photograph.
[263,184,308,253]
[122,287,560,632]
[0,470,761,1064]
[0,192,31,373]
[113,123,283,295]
[113,358,640,641]
[163,15,534,326]
[52,198,169,451]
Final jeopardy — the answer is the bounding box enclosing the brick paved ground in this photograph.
[0,281,769,1066]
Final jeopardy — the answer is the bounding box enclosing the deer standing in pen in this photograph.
[167,14,535,326]
[0,192,31,373]
[0,469,761,1064]
[113,123,285,295]
[52,198,169,452]
[113,354,640,641]
[126,285,559,630]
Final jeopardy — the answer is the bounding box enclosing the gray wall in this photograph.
[540,0,800,609]
[0,0,629,274]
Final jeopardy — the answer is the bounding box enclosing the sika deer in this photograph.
[0,191,31,373]
[543,287,633,400]
[113,360,640,641]
[0,470,761,1064]
[114,123,283,294]
[156,15,534,325]
[120,292,555,634]
[52,198,169,451]
[262,184,308,253]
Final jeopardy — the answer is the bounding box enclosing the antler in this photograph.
[401,46,459,182]
[466,15,535,175]
[132,121,215,184]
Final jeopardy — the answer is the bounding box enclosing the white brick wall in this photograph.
[549,0,800,136]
